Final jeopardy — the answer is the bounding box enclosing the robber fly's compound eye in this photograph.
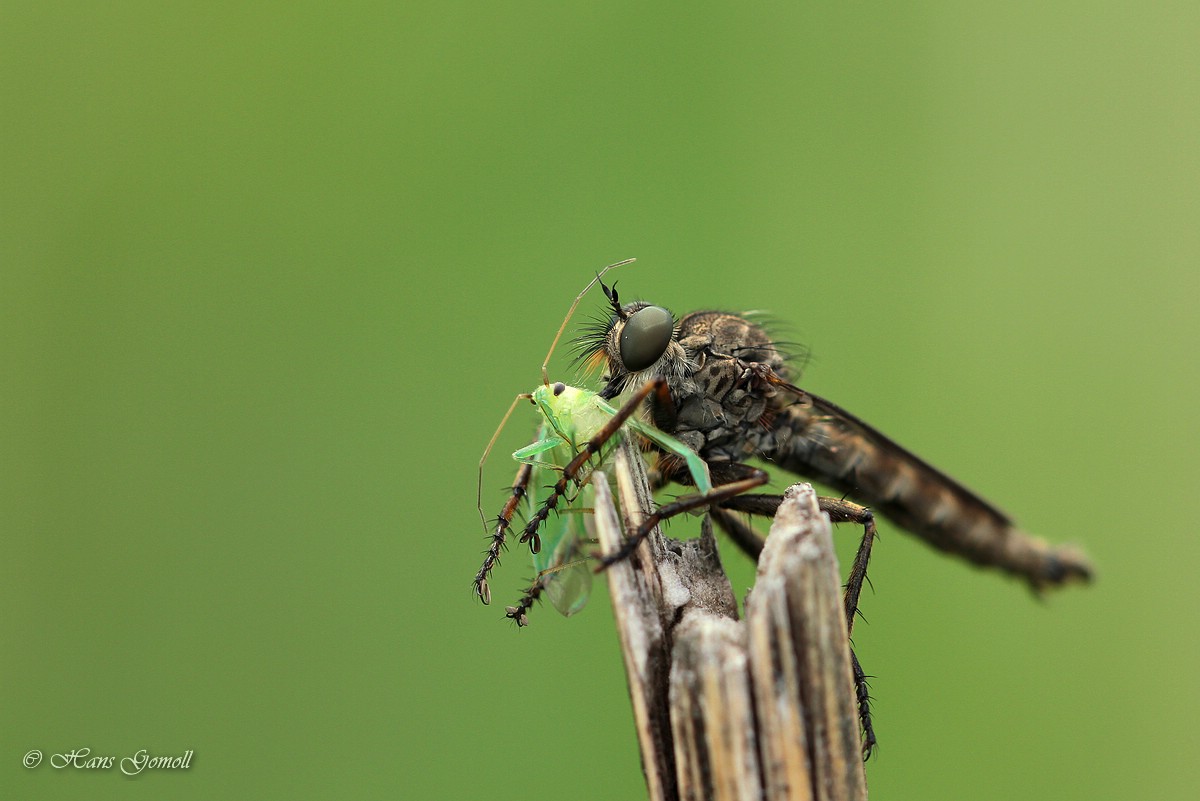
[619,305,674,371]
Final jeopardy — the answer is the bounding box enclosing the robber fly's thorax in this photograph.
[594,305,796,465]
[652,311,789,463]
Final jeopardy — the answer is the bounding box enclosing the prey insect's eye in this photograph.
[619,305,673,371]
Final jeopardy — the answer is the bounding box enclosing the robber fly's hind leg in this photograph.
[474,462,534,605]
[817,497,878,637]
[717,493,877,632]
[850,649,878,759]
[719,491,879,759]
[805,496,880,760]
[709,505,766,561]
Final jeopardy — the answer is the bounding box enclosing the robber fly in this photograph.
[579,287,1094,591]
[577,280,1094,758]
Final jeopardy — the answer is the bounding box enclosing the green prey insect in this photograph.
[474,260,766,625]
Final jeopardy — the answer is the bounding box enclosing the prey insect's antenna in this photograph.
[540,258,636,385]
[477,258,635,526]
[477,393,533,528]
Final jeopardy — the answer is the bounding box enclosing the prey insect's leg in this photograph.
[594,468,771,571]
[516,378,669,555]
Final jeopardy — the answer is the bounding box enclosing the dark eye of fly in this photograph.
[619,305,673,371]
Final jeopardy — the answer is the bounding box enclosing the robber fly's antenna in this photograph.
[540,258,636,385]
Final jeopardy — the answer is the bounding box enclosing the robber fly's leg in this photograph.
[653,460,766,561]
[594,468,770,571]
[709,506,766,561]
[474,462,534,605]
[813,495,878,761]
[504,557,591,628]
[817,497,878,636]
[851,650,878,760]
[517,378,668,555]
[504,576,546,628]
[717,493,877,633]
[719,491,878,759]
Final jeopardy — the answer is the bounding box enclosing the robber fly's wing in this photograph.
[768,375,1014,527]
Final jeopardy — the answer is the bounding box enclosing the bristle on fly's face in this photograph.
[569,312,617,369]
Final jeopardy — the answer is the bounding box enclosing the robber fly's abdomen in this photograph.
[773,404,1092,590]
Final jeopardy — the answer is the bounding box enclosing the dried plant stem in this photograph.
[595,439,867,801]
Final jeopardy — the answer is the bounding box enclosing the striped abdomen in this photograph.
[772,393,1092,590]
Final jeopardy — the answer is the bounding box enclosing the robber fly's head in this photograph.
[574,279,691,398]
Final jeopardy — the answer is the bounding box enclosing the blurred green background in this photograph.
[3,3,1197,799]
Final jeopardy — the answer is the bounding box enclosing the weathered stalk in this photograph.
[596,439,866,801]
